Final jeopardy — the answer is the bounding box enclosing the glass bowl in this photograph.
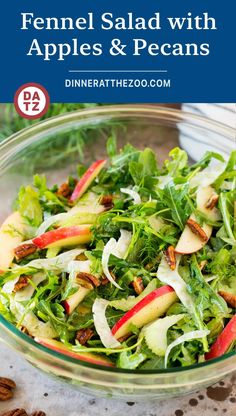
[0,105,235,401]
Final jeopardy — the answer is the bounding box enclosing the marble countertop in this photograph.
[0,343,235,416]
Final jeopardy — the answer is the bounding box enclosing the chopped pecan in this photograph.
[13,275,32,292]
[0,377,16,401]
[76,328,94,345]
[100,271,116,285]
[219,290,236,308]
[14,244,37,261]
[100,276,110,285]
[19,326,31,336]
[205,194,219,210]
[31,412,46,416]
[76,272,100,289]
[186,218,209,242]
[56,182,71,198]
[1,410,28,416]
[100,195,114,211]
[117,333,131,343]
[132,277,144,295]
[164,246,176,270]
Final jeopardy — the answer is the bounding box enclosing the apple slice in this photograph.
[175,214,212,254]
[0,211,26,270]
[205,315,236,360]
[63,286,90,315]
[196,186,220,222]
[32,225,92,249]
[35,337,114,367]
[70,160,106,202]
[111,285,177,339]
[175,185,220,254]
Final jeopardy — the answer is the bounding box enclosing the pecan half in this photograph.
[186,218,209,242]
[205,194,219,210]
[219,291,236,308]
[76,328,94,345]
[1,410,28,416]
[0,377,16,401]
[76,272,100,289]
[13,275,32,292]
[31,412,46,416]
[14,244,37,261]
[132,277,144,295]
[100,195,114,211]
[164,246,176,270]
[56,182,71,198]
[100,276,110,285]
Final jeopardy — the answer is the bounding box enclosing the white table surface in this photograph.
[0,343,235,416]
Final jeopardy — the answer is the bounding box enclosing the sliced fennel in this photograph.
[120,187,141,205]
[157,174,172,189]
[25,249,84,273]
[36,212,68,235]
[164,329,210,368]
[92,298,121,349]
[10,300,57,338]
[189,162,226,189]
[143,314,185,356]
[22,312,57,338]
[148,216,164,232]
[157,255,195,313]
[2,277,19,294]
[67,260,91,276]
[102,229,132,289]
[15,273,45,301]
[36,192,102,235]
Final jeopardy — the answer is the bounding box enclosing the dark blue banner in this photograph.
[0,0,235,102]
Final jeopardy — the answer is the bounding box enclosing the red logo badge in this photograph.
[14,83,50,119]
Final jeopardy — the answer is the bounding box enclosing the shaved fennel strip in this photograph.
[157,255,195,313]
[92,298,121,348]
[102,230,132,290]
[120,188,141,205]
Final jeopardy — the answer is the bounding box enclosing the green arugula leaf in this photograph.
[162,182,192,230]
[165,147,188,176]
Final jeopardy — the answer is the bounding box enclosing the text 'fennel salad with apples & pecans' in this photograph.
[0,138,235,370]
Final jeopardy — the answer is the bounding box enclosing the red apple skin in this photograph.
[63,299,71,315]
[35,337,114,367]
[63,286,90,315]
[205,315,236,360]
[112,285,177,339]
[70,160,107,202]
[32,225,92,249]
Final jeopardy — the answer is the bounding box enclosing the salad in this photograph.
[0,138,235,370]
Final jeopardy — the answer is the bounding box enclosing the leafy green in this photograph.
[191,151,225,170]
[117,351,147,369]
[162,182,192,230]
[129,148,159,190]
[165,147,188,176]
[16,186,42,229]
[219,191,236,242]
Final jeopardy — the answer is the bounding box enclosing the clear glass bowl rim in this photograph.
[0,104,235,375]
